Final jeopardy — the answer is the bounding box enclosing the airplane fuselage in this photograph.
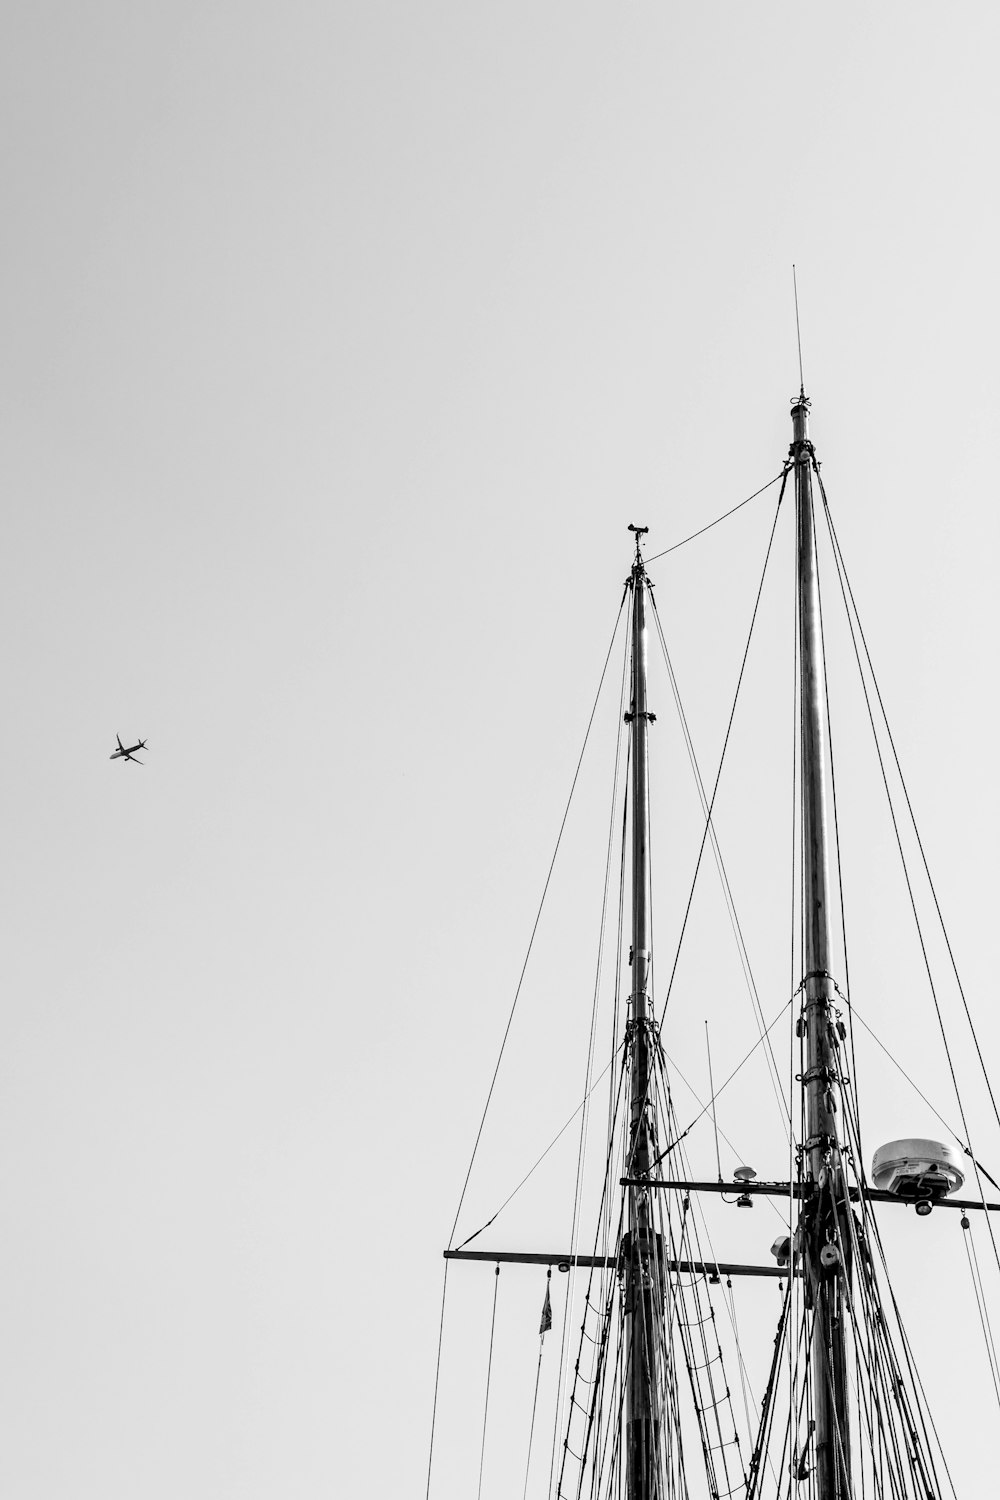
[110,737,146,763]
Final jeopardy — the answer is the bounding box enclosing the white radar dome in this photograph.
[871,1139,965,1201]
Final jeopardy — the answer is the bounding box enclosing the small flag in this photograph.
[539,1281,553,1336]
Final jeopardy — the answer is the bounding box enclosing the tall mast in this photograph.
[792,394,852,1499]
[625,530,661,1500]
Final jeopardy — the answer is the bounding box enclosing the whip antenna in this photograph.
[793,264,806,396]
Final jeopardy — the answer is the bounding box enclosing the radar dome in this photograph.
[871,1139,964,1202]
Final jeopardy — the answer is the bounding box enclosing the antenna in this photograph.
[792,264,805,397]
[705,1021,722,1184]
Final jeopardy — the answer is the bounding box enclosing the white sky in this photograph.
[2,4,999,1497]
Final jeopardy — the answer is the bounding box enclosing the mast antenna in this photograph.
[793,264,806,397]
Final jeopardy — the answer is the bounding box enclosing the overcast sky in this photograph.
[2,5,999,1497]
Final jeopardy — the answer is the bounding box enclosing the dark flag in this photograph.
[539,1281,553,1336]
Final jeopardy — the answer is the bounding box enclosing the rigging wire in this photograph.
[811,449,861,1145]
[744,1282,791,1500]
[727,1271,762,1477]
[849,1183,962,1500]
[648,587,792,1138]
[657,478,788,1020]
[959,1214,1000,1412]
[451,1044,625,1253]
[522,1271,552,1500]
[555,1092,628,1500]
[652,999,793,1195]
[644,471,787,564]
[477,1264,501,1500]
[607,734,630,1214]
[657,994,793,1161]
[820,476,1000,1149]
[424,1261,451,1500]
[705,1021,722,1182]
[847,1000,1000,1189]
[446,588,628,1251]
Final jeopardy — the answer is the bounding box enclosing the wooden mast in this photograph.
[624,530,662,1500]
[792,393,852,1499]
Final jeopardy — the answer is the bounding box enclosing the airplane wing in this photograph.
[125,755,144,765]
[116,734,125,752]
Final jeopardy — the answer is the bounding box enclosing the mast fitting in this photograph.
[628,523,649,567]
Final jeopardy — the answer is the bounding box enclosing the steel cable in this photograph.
[447,590,629,1251]
[477,1265,501,1500]
[658,480,788,1020]
[820,477,1000,1146]
[644,471,788,564]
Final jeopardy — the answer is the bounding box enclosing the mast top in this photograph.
[627,523,649,570]
[790,391,812,449]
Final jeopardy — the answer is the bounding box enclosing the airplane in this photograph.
[110,735,147,765]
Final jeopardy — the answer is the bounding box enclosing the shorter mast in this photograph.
[624,528,662,1500]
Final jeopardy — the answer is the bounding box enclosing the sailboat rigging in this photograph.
[429,388,1000,1500]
